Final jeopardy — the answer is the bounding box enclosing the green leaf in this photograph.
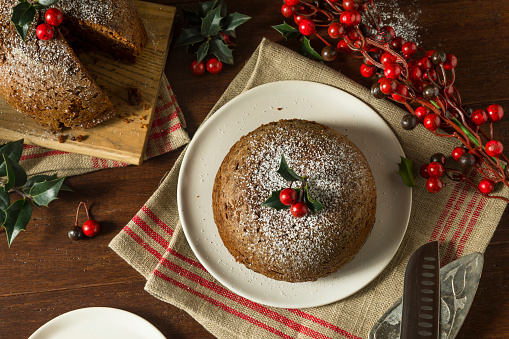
[397,156,417,188]
[209,37,234,64]
[303,185,324,213]
[277,154,304,182]
[299,37,324,61]
[196,40,210,63]
[198,0,218,18]
[219,0,227,17]
[0,139,24,176]
[174,27,206,47]
[0,187,9,210]
[3,198,32,247]
[28,177,64,207]
[37,0,58,6]
[262,189,290,210]
[182,8,201,26]
[3,154,27,189]
[221,12,251,32]
[23,174,70,192]
[11,2,36,42]
[201,5,222,37]
[272,22,300,40]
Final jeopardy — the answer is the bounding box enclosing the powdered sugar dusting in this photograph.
[216,120,376,281]
[375,0,424,45]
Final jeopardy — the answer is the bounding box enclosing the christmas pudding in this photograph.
[212,119,377,282]
[0,0,148,130]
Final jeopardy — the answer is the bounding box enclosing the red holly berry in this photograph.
[206,58,223,74]
[36,23,54,40]
[426,177,444,193]
[416,57,433,71]
[401,41,417,58]
[451,147,466,161]
[346,27,360,41]
[340,10,361,26]
[279,188,297,206]
[299,19,316,36]
[336,39,352,54]
[427,162,444,177]
[444,84,455,97]
[281,4,295,18]
[425,50,435,58]
[384,63,401,79]
[360,63,376,77]
[471,109,488,125]
[380,26,396,41]
[408,65,422,81]
[391,84,408,102]
[190,60,205,75]
[443,54,457,70]
[415,106,431,121]
[485,140,503,157]
[82,219,100,237]
[293,13,307,25]
[486,104,504,122]
[328,22,345,39]
[342,0,359,11]
[424,114,441,131]
[291,201,309,218]
[380,52,396,65]
[379,77,397,94]
[45,8,63,26]
[285,0,300,6]
[220,32,230,43]
[390,36,406,50]
[478,179,495,195]
[420,163,430,179]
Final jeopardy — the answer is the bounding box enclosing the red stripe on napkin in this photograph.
[20,150,68,161]
[453,196,488,261]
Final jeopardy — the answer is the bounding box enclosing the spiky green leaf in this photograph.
[209,37,233,64]
[0,187,9,210]
[174,27,206,47]
[28,177,64,207]
[196,40,210,63]
[299,37,324,61]
[397,156,417,188]
[219,0,227,17]
[11,2,36,42]
[201,5,222,37]
[198,0,218,17]
[272,22,300,40]
[277,154,304,182]
[0,139,24,176]
[303,185,324,213]
[3,198,32,246]
[221,12,251,32]
[3,154,27,189]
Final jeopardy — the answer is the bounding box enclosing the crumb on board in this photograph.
[140,115,147,121]
[277,107,283,111]
[143,103,149,110]
[140,123,148,129]
[127,84,143,106]
[58,134,67,143]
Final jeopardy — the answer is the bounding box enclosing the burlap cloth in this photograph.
[105,38,508,339]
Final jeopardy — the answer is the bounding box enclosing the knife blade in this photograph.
[400,241,440,338]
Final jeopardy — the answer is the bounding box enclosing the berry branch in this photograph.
[275,0,508,203]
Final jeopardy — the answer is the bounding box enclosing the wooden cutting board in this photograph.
[0,1,176,165]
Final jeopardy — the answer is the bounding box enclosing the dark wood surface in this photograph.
[1,0,508,338]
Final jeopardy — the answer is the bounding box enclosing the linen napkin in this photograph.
[109,39,508,339]
[10,75,190,178]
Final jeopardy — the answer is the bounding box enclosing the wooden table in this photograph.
[1,0,508,338]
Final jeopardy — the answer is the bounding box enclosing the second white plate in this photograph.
[178,81,412,308]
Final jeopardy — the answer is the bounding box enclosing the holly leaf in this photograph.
[182,8,201,27]
[3,198,32,247]
[261,189,290,210]
[209,37,233,64]
[23,174,71,192]
[11,1,36,42]
[28,177,65,207]
[198,0,218,18]
[0,187,9,210]
[196,40,210,63]
[221,12,251,32]
[219,0,227,17]
[272,22,300,40]
[3,154,27,190]
[397,156,417,187]
[0,139,24,176]
[201,5,222,37]
[277,154,304,182]
[174,27,205,47]
[299,37,324,61]
[303,185,324,213]
[37,0,58,6]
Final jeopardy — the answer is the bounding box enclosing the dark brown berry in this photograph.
[371,83,384,99]
[401,114,418,130]
[431,50,447,64]
[430,153,447,165]
[68,226,84,241]
[423,85,439,100]
[458,153,476,168]
[321,45,337,61]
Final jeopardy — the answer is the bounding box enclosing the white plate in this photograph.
[178,81,411,308]
[29,307,167,339]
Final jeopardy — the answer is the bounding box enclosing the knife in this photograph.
[400,241,440,338]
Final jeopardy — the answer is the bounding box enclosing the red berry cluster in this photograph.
[36,8,63,41]
[191,57,223,75]
[277,0,508,202]
[279,187,309,217]
[68,202,101,241]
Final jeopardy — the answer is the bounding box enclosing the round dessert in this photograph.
[212,119,377,282]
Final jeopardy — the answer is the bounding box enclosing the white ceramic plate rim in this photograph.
[28,307,166,339]
[177,80,412,308]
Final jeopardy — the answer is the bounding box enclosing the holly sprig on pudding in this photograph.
[262,154,324,218]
